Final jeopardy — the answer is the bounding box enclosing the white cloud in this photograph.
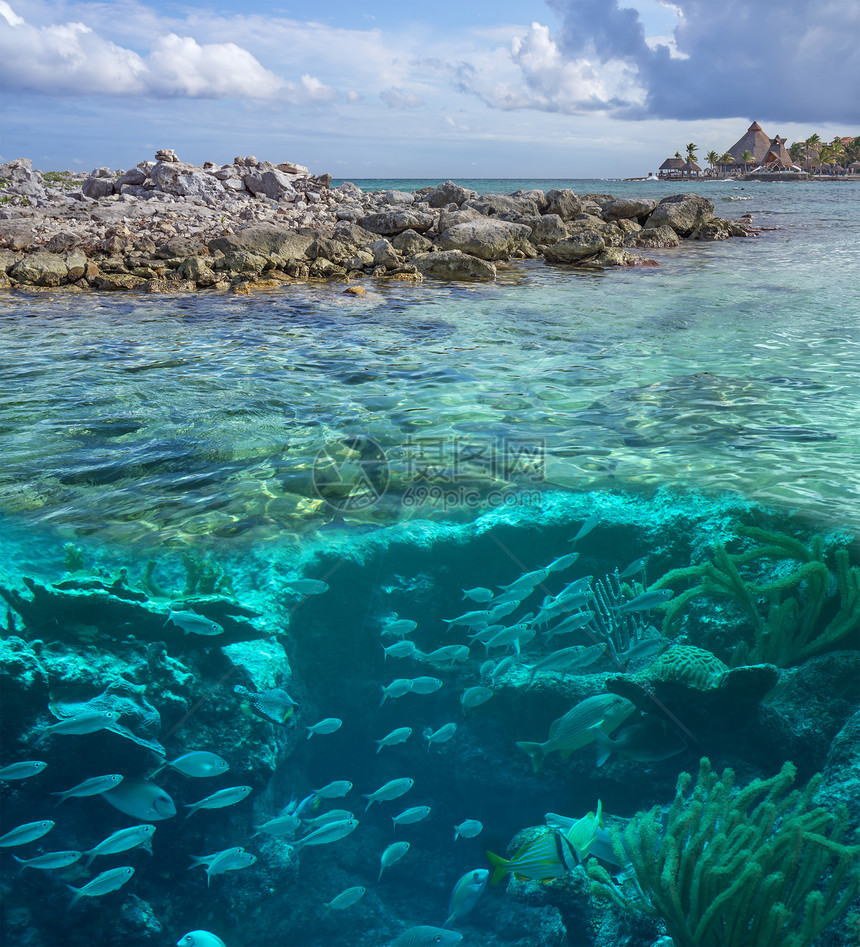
[0,3,333,102]
[379,87,425,109]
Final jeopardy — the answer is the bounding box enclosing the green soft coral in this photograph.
[652,527,860,666]
[589,758,860,947]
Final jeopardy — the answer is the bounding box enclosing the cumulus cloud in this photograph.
[379,87,425,109]
[0,3,333,102]
[541,0,860,122]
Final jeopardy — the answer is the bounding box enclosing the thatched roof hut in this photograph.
[724,122,772,166]
[681,159,701,176]
[763,136,792,169]
[659,157,684,171]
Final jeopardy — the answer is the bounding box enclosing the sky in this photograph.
[1,0,857,177]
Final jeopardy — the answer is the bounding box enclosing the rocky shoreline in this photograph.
[0,151,758,293]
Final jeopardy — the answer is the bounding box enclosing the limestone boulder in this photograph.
[116,168,148,188]
[392,229,433,256]
[150,161,226,203]
[567,219,624,247]
[632,225,681,249]
[244,168,298,201]
[592,248,659,267]
[371,239,400,268]
[645,194,714,236]
[208,227,315,266]
[438,207,483,231]
[528,214,568,247]
[543,231,605,263]
[421,180,478,208]
[156,236,206,259]
[690,218,733,241]
[602,197,658,221]
[10,251,69,286]
[81,176,116,199]
[44,232,79,253]
[437,218,533,261]
[412,250,496,280]
[63,249,87,281]
[465,194,540,221]
[360,209,436,235]
[544,189,583,221]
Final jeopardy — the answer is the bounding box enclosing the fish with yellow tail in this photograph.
[515,693,635,772]
[485,828,568,885]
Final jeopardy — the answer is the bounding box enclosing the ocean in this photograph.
[0,179,858,947]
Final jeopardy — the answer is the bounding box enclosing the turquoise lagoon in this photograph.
[0,179,858,947]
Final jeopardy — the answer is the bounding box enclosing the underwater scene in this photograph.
[1,179,859,947]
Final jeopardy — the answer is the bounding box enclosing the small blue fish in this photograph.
[324,885,366,911]
[305,718,343,740]
[284,578,329,596]
[13,850,82,871]
[0,820,55,847]
[454,819,483,840]
[151,751,230,778]
[378,840,410,881]
[163,608,223,636]
[376,727,412,753]
[52,774,124,805]
[0,761,47,780]
[83,824,156,867]
[184,785,252,819]
[67,865,135,908]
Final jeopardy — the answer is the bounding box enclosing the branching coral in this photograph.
[652,527,860,666]
[589,758,860,947]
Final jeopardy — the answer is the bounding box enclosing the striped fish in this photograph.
[515,693,635,772]
[485,829,566,885]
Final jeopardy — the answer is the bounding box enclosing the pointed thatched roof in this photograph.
[682,160,701,172]
[726,122,772,163]
[660,157,685,171]
[763,136,792,169]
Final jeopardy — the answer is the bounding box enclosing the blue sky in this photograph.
[1,0,857,177]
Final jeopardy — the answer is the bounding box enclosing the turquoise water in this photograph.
[0,180,858,946]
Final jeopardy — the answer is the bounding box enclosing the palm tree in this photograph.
[685,142,698,163]
[816,145,833,174]
[789,142,805,166]
[829,138,846,173]
[706,150,720,174]
[741,150,754,169]
[720,152,736,176]
[805,133,821,171]
[846,137,860,164]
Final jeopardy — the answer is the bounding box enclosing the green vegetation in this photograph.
[652,527,860,667]
[589,758,860,947]
[142,552,235,599]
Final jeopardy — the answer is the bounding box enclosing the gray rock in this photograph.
[646,194,715,236]
[244,169,298,201]
[150,161,226,203]
[371,238,399,268]
[0,249,18,273]
[360,209,436,235]
[179,255,219,286]
[603,197,658,221]
[208,226,315,266]
[567,218,624,247]
[116,167,147,187]
[156,236,206,259]
[421,180,478,208]
[528,214,568,247]
[543,231,605,263]
[45,231,79,253]
[81,176,115,199]
[466,194,540,220]
[438,207,483,230]
[437,217,533,261]
[544,189,583,221]
[392,229,433,256]
[592,247,658,267]
[633,225,681,249]
[63,249,87,281]
[691,218,733,241]
[379,190,415,205]
[10,251,69,286]
[412,249,496,280]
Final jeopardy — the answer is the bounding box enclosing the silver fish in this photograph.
[67,865,134,908]
[83,824,156,866]
[378,840,410,881]
[381,619,418,638]
[284,578,329,595]
[0,820,55,847]
[301,809,355,832]
[454,819,483,840]
[34,710,119,746]
[423,645,470,667]
[489,656,517,683]
[324,885,366,911]
[499,568,550,596]
[233,685,296,723]
[467,624,506,643]
[392,805,431,830]
[13,850,82,871]
[164,608,223,636]
[185,785,252,818]
[288,818,358,855]
[0,760,47,780]
[253,814,300,839]
[618,556,649,579]
[102,779,176,821]
[546,552,580,574]
[376,727,412,753]
[483,625,532,655]
[364,777,414,810]
[313,780,353,799]
[616,636,669,669]
[462,587,494,603]
[595,717,687,767]
[488,599,520,621]
[545,610,595,640]
[525,643,607,686]
[443,609,490,629]
[177,932,226,947]
[390,925,462,947]
[52,774,124,805]
[380,679,414,705]
[408,677,443,695]
[383,640,422,660]
[151,751,230,778]
[444,868,488,929]
[190,846,256,886]
[571,513,600,542]
[616,588,674,613]
[306,718,343,739]
[461,686,493,710]
[424,723,457,750]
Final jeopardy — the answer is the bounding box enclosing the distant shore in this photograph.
[1,153,760,293]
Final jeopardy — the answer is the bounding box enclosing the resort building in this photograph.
[716,121,773,173]
[658,156,685,179]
